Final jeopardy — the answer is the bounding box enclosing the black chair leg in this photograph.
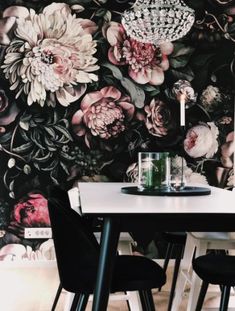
[219,286,231,311]
[195,281,209,311]
[76,293,89,311]
[163,243,174,273]
[167,244,184,311]
[139,289,156,311]
[159,243,174,292]
[70,293,81,311]
[51,283,63,311]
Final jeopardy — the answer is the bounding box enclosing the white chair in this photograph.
[172,231,235,311]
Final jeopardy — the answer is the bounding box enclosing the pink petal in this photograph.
[81,91,103,110]
[159,41,174,55]
[56,85,86,107]
[118,101,135,121]
[43,3,71,15]
[226,131,234,142]
[105,22,125,46]
[159,57,170,71]
[128,68,150,84]
[72,110,84,126]
[100,86,121,100]
[78,19,98,35]
[149,67,164,85]
[3,6,29,19]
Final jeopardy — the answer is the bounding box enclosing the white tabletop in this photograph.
[78,182,234,215]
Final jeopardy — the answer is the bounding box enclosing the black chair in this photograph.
[47,186,166,311]
[158,232,186,311]
[193,253,235,311]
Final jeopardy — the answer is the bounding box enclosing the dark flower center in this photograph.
[41,50,54,64]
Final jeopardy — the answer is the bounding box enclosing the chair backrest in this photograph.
[47,185,100,291]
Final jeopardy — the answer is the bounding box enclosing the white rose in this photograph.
[184,122,219,158]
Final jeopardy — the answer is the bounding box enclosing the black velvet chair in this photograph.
[47,186,166,311]
[193,253,235,311]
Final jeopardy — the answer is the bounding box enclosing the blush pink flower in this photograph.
[103,22,173,85]
[1,3,99,107]
[184,122,219,158]
[144,98,174,137]
[72,86,135,148]
[13,193,50,227]
[220,131,234,168]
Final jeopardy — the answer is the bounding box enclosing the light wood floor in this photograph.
[0,263,235,311]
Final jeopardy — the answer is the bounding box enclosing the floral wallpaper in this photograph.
[0,0,234,260]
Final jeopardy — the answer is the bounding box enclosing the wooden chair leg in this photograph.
[195,281,209,311]
[167,244,184,311]
[219,286,231,311]
[70,293,81,311]
[139,289,156,311]
[76,294,89,311]
[51,283,63,311]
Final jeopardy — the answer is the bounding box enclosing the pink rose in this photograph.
[13,193,50,227]
[103,22,173,85]
[144,98,174,137]
[72,86,135,148]
[0,89,20,134]
[184,122,219,158]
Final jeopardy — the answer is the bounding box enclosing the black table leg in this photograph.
[92,216,120,311]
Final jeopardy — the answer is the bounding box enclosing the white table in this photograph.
[78,182,235,311]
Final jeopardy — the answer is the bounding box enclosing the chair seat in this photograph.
[193,254,235,286]
[62,255,166,293]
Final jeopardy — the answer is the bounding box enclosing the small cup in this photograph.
[138,152,170,190]
[169,156,186,191]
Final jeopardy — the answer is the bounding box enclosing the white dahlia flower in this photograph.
[1,3,99,107]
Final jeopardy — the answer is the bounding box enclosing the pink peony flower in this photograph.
[144,98,173,137]
[220,131,234,168]
[72,86,135,148]
[1,3,99,107]
[103,22,173,85]
[184,122,219,158]
[13,193,50,227]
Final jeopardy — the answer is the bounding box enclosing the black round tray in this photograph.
[121,186,211,196]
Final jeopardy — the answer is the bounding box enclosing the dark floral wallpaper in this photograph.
[0,0,234,260]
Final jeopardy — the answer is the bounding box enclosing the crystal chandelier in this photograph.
[121,0,195,45]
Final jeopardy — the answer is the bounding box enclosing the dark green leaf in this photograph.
[170,55,193,68]
[50,170,59,185]
[60,162,70,175]
[30,132,45,149]
[95,8,107,17]
[19,129,30,142]
[9,180,14,191]
[191,53,215,68]
[60,151,76,161]
[228,22,235,34]
[170,43,195,58]
[170,66,195,81]
[53,125,73,141]
[41,159,58,171]
[34,151,52,162]
[0,132,12,143]
[101,63,123,80]
[120,77,145,108]
[12,142,33,153]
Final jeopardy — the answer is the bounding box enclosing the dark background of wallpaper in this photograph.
[0,0,234,258]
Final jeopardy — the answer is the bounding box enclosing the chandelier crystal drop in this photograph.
[121,0,195,45]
